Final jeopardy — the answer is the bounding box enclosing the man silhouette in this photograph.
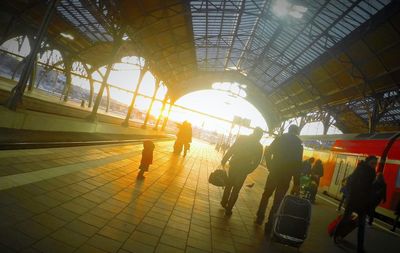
[220,127,264,216]
[255,125,303,233]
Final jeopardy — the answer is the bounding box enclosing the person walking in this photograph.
[337,177,349,211]
[333,156,377,253]
[309,159,324,202]
[301,157,315,176]
[137,141,155,179]
[255,125,303,233]
[368,172,387,225]
[174,121,192,156]
[220,127,264,216]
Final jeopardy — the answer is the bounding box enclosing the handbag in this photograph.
[208,168,228,187]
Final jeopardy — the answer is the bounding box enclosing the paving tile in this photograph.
[107,218,136,233]
[50,227,89,248]
[47,206,80,222]
[75,244,109,253]
[61,201,89,215]
[122,237,158,253]
[18,247,42,253]
[141,216,168,229]
[166,221,190,232]
[0,228,36,251]
[32,213,66,231]
[78,213,108,228]
[136,222,164,237]
[46,190,73,202]
[160,233,187,249]
[86,234,122,253]
[33,237,75,253]
[212,241,235,253]
[65,219,100,237]
[98,225,130,242]
[15,219,52,240]
[185,246,211,253]
[187,237,212,252]
[90,207,117,219]
[0,243,19,253]
[155,243,185,253]
[33,194,62,208]
[128,230,160,246]
[16,198,49,214]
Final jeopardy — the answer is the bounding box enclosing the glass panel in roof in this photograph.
[57,0,112,43]
[190,0,391,89]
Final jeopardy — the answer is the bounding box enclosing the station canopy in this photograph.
[0,0,399,133]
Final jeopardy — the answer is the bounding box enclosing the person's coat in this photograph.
[221,135,263,186]
[264,133,303,184]
[347,161,376,213]
[371,176,387,207]
[141,141,155,165]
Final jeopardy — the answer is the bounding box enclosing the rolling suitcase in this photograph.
[328,214,358,238]
[271,195,312,247]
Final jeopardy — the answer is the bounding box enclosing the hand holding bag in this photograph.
[208,166,228,187]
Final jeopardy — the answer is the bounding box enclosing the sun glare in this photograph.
[171,89,268,135]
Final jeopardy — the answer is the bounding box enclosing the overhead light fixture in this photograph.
[60,32,74,40]
[225,66,238,71]
[273,0,308,19]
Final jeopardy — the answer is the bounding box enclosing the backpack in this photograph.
[208,169,228,187]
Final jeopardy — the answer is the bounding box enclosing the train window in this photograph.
[396,166,400,189]
[335,161,343,185]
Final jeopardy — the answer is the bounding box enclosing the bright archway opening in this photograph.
[169,83,268,145]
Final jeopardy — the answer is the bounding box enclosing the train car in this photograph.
[300,132,400,215]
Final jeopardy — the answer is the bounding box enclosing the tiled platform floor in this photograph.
[0,141,399,253]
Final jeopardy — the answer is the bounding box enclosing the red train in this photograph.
[300,132,400,216]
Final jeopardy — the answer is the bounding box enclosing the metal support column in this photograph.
[27,55,37,91]
[62,61,72,102]
[87,29,124,121]
[154,95,168,130]
[299,117,307,132]
[87,63,113,121]
[5,0,60,110]
[322,112,332,135]
[161,101,174,131]
[105,84,110,113]
[88,76,94,108]
[369,98,380,134]
[142,79,161,129]
[122,66,148,127]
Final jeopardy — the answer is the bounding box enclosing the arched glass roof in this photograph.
[190,0,392,91]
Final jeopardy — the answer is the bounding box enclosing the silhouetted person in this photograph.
[220,127,264,216]
[334,156,377,253]
[337,177,349,211]
[255,125,303,232]
[310,159,324,202]
[301,157,315,176]
[368,172,386,225]
[174,121,192,156]
[391,200,400,232]
[137,141,155,179]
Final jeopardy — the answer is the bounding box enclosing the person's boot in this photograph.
[224,208,232,216]
[137,171,145,180]
[220,201,227,208]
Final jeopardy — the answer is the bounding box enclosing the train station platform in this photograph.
[0,140,399,253]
